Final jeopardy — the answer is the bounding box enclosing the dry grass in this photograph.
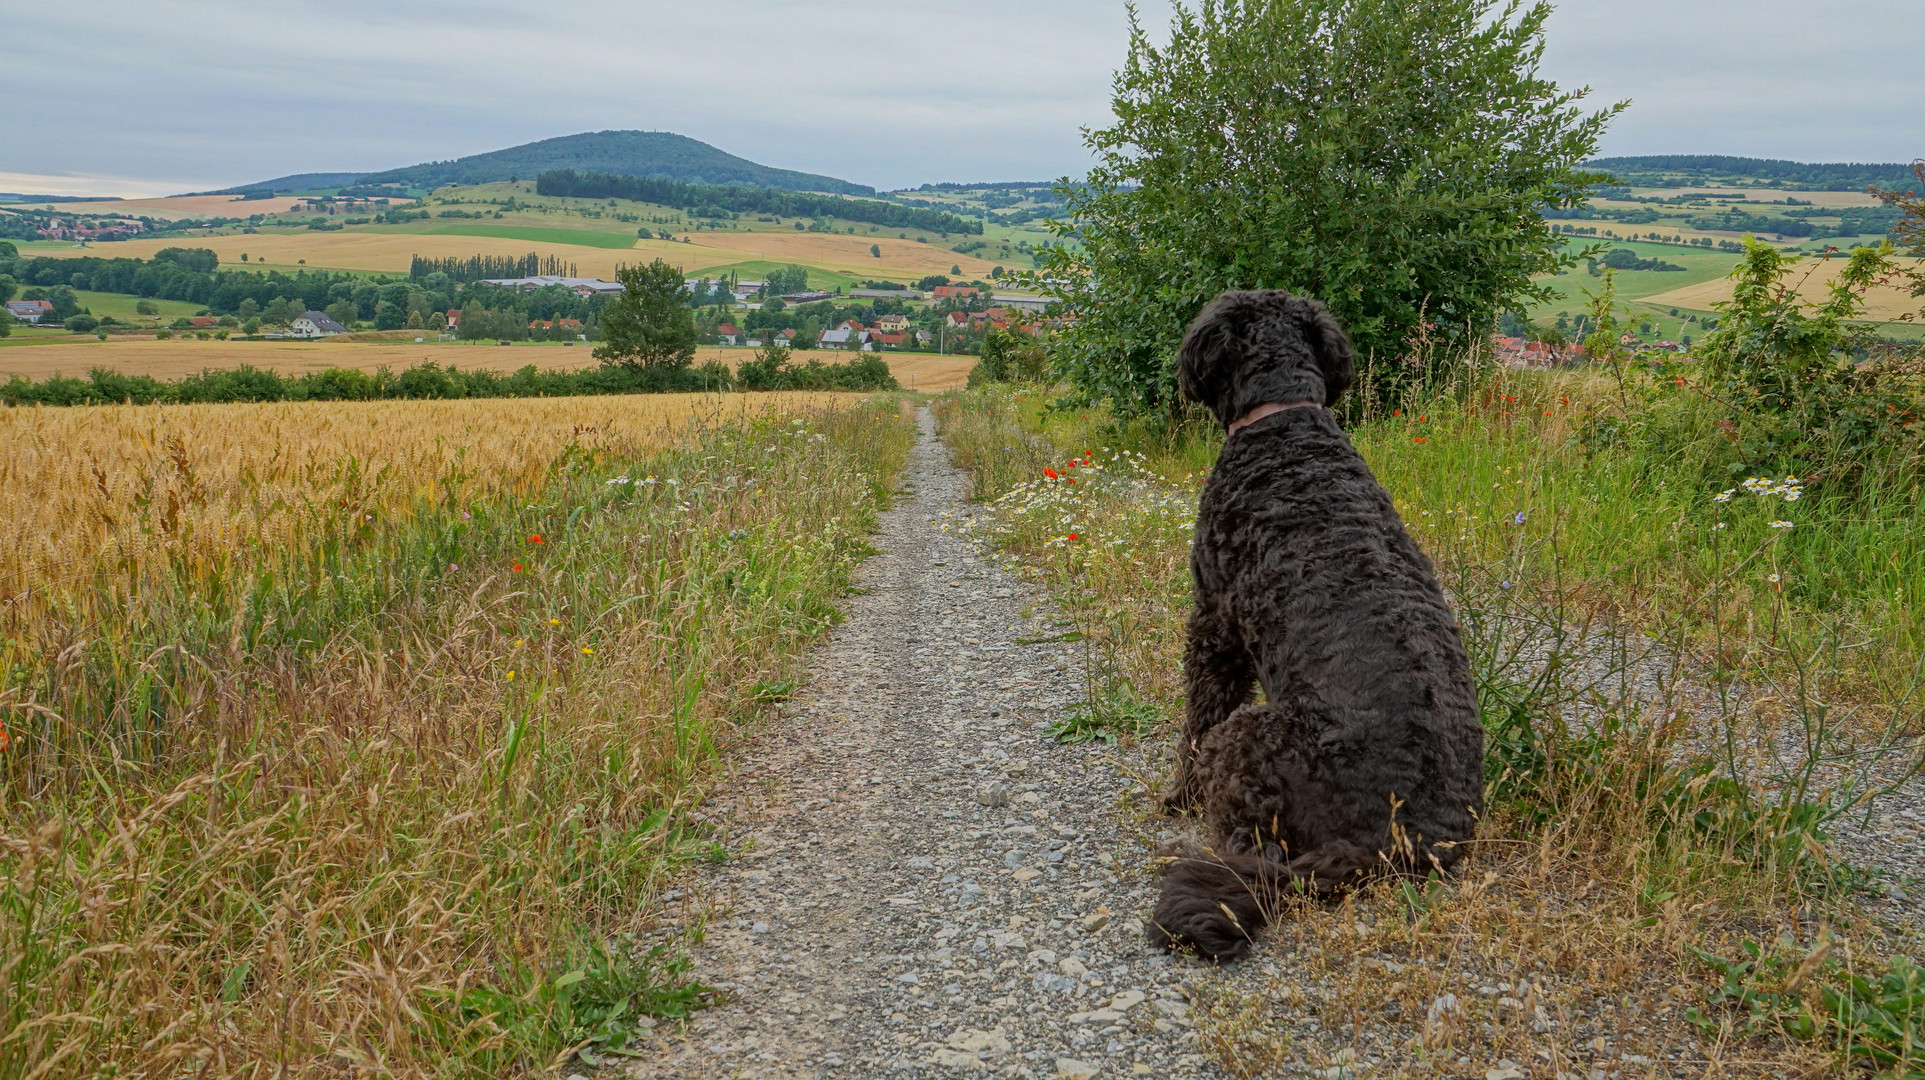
[937,382,1925,1077]
[0,392,915,1076]
[1646,255,1924,320]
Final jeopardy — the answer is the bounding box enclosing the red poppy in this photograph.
[1044,467,1058,479]
[527,534,543,544]
[1413,437,1428,444]
[1393,410,1402,416]
[1066,477,1077,484]
[1417,416,1427,422]
[1561,397,1570,404]
[1066,533,1079,541]
[512,562,524,572]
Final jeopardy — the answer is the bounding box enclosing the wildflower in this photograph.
[1713,489,1736,503]
[1499,580,1514,590]
[514,639,525,647]
[1066,533,1079,541]
[1066,477,1077,484]
[1510,511,1526,526]
[505,670,517,681]
[512,562,524,572]
[1713,523,1727,531]
[449,563,459,572]
[549,618,560,626]
[581,647,594,656]
[1560,397,1569,404]
[1393,410,1402,416]
[1044,467,1059,479]
[1767,573,1781,583]
[1770,520,1793,529]
[462,512,473,520]
[1418,416,1427,422]
[527,534,543,544]
[1413,437,1428,444]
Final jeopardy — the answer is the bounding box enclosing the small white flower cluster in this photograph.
[1715,476,1803,504]
[603,474,661,487]
[1769,520,1794,529]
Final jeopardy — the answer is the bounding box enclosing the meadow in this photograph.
[936,346,1925,1074]
[0,391,916,1076]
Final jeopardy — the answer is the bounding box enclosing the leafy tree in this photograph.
[324,300,357,328]
[136,298,160,317]
[870,244,882,258]
[0,274,14,304]
[1033,0,1621,414]
[594,259,696,370]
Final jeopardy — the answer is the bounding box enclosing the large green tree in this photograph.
[595,259,697,369]
[1035,0,1622,413]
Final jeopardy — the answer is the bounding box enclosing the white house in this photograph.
[290,310,347,338]
[4,299,53,324]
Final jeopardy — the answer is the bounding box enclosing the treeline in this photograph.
[1587,155,1919,191]
[409,253,580,283]
[536,170,983,236]
[4,248,362,312]
[0,354,896,408]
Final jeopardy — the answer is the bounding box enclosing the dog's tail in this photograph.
[1147,843,1374,962]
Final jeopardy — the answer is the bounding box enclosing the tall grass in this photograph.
[0,393,913,1076]
[937,375,1925,1076]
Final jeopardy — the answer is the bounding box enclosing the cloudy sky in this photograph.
[5,0,1919,197]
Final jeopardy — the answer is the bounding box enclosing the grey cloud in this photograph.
[6,0,1918,197]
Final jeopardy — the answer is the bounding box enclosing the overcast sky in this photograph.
[5,0,1919,198]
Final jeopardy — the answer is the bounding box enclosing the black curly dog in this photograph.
[1149,290,1484,962]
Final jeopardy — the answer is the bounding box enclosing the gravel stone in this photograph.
[640,409,1222,1078]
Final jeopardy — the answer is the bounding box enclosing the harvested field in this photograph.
[0,337,976,389]
[10,194,313,218]
[676,231,1002,278]
[19,231,664,276]
[20,227,990,281]
[1644,254,1923,320]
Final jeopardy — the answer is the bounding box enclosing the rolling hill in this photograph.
[1586,155,1916,191]
[355,131,871,195]
[192,172,372,196]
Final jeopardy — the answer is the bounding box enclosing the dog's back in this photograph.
[1152,291,1483,961]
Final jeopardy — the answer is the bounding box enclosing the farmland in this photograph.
[0,337,978,388]
[1,390,916,1073]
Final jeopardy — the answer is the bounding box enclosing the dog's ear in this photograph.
[1294,298,1353,405]
[1177,295,1238,413]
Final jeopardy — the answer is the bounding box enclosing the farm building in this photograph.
[991,294,1050,313]
[290,311,348,338]
[715,322,742,345]
[850,288,926,301]
[874,313,912,332]
[5,299,53,323]
[818,328,866,350]
[477,276,625,297]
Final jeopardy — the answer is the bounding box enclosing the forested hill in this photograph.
[1587,155,1917,190]
[352,131,871,195]
[192,172,372,196]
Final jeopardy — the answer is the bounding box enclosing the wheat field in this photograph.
[0,391,914,1075]
[0,391,847,611]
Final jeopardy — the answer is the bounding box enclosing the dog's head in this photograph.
[1176,291,1354,428]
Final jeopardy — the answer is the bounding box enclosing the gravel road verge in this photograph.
[638,408,1226,1080]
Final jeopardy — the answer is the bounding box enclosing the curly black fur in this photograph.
[1149,290,1484,962]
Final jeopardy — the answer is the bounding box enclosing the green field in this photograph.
[414,223,643,249]
[73,289,208,321]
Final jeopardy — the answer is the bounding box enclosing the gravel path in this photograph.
[640,408,1224,1080]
